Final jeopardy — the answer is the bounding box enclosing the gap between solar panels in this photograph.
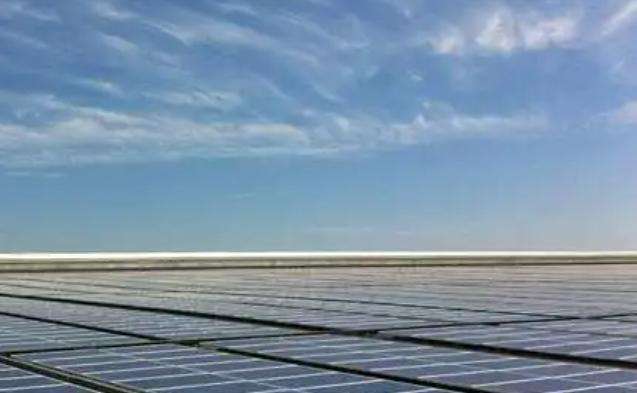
[0,354,144,393]
[0,309,319,356]
[202,341,493,393]
[1,291,637,374]
[589,312,637,320]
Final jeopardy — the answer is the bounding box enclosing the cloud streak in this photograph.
[0,1,634,167]
[425,5,580,55]
[601,0,637,37]
[0,92,547,167]
[605,100,637,125]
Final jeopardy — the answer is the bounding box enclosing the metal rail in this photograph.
[0,355,143,393]
[1,251,636,273]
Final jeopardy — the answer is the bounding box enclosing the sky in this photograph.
[1,0,636,252]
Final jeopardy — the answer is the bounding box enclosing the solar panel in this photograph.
[18,344,442,392]
[0,314,141,353]
[0,298,304,341]
[516,319,637,337]
[217,334,637,391]
[1,263,637,392]
[383,325,637,362]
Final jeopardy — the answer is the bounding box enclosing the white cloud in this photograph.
[143,9,320,67]
[0,94,312,167]
[0,94,548,167]
[426,26,466,55]
[214,2,257,17]
[475,9,519,53]
[149,18,265,47]
[99,33,139,54]
[302,100,547,152]
[521,14,579,50]
[146,90,242,111]
[388,101,547,144]
[427,7,580,55]
[91,1,135,20]
[0,28,48,49]
[4,170,64,178]
[606,100,637,125]
[97,32,180,67]
[601,0,637,37]
[76,79,123,96]
[0,0,59,22]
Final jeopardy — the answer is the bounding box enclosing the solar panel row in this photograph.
[217,334,637,392]
[383,325,637,362]
[18,265,628,317]
[0,264,636,392]
[0,314,141,353]
[0,298,304,341]
[19,344,445,392]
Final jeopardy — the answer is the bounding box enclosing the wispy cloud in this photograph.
[424,6,580,55]
[4,170,65,179]
[605,100,637,125]
[0,0,59,22]
[0,27,48,49]
[91,0,135,21]
[0,1,632,167]
[75,79,123,96]
[0,94,311,167]
[0,91,548,167]
[145,90,242,111]
[99,33,139,55]
[389,101,547,143]
[601,0,637,37]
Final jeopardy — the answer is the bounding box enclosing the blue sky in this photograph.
[1,0,636,251]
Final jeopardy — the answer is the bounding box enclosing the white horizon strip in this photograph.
[1,251,636,261]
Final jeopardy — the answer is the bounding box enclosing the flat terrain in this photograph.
[1,264,637,392]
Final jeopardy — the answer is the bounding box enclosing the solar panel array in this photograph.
[1,263,637,392]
